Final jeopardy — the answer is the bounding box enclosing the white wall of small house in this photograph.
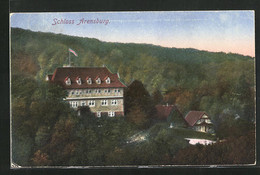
[196,115,212,125]
[194,125,212,133]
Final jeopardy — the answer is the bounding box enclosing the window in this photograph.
[96,78,101,84]
[71,91,74,95]
[86,89,92,94]
[101,100,108,106]
[81,101,87,106]
[75,91,79,95]
[205,119,211,123]
[114,89,121,93]
[104,89,110,93]
[105,77,110,84]
[88,100,95,107]
[97,112,101,117]
[72,101,78,108]
[87,78,92,84]
[108,111,115,117]
[65,77,71,85]
[95,89,101,94]
[111,99,118,105]
[76,77,82,85]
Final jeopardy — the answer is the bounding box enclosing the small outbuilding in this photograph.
[185,111,214,133]
[155,104,188,128]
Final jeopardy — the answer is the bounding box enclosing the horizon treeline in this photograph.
[11,27,255,122]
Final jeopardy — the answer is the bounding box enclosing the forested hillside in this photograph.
[11,28,255,166]
[11,27,255,122]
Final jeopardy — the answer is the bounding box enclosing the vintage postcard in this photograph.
[10,11,255,168]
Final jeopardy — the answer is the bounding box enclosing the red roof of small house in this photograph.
[185,111,209,126]
[156,105,174,120]
[155,104,184,120]
[49,67,126,89]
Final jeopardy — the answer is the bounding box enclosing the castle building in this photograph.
[46,66,126,117]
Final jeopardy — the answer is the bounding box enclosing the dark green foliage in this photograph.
[173,130,255,165]
[215,113,255,139]
[11,28,255,124]
[125,80,157,128]
[152,89,164,105]
[11,28,255,165]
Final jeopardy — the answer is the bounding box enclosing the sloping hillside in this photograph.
[11,27,255,120]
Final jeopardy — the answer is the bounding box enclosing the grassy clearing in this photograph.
[147,123,216,141]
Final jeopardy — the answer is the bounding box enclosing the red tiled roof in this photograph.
[104,75,109,80]
[155,105,174,120]
[49,67,126,89]
[155,104,185,120]
[185,111,208,126]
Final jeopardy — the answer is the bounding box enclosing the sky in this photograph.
[10,11,255,57]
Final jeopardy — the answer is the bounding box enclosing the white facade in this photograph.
[66,87,124,117]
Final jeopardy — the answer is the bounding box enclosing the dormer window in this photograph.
[65,76,71,85]
[105,77,111,84]
[76,77,82,85]
[86,77,92,84]
[96,77,101,84]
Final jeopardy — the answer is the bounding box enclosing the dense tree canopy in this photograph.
[11,28,255,166]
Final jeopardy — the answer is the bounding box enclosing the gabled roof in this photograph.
[49,67,126,89]
[155,105,175,120]
[156,104,188,126]
[185,111,209,126]
[155,104,184,120]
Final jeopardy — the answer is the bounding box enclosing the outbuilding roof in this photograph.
[155,105,175,120]
[185,111,209,126]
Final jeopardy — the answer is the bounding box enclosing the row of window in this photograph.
[70,99,119,108]
[196,118,212,124]
[96,111,115,117]
[70,89,121,95]
[65,77,111,86]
